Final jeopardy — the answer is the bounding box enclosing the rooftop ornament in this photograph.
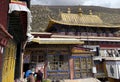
[78,8,83,16]
[89,10,93,15]
[67,8,71,13]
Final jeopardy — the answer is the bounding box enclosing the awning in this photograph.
[32,37,84,44]
[9,1,33,42]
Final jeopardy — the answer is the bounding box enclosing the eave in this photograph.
[46,18,120,31]
[31,32,52,38]
[31,37,84,45]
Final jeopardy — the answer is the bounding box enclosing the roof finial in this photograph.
[67,8,71,13]
[89,10,93,15]
[78,8,83,16]
[59,9,61,13]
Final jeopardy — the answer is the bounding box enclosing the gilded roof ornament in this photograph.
[59,9,61,13]
[67,8,71,13]
[89,10,93,15]
[78,8,83,16]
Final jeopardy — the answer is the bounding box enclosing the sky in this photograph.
[31,0,120,8]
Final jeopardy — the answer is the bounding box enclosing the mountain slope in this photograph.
[30,5,120,32]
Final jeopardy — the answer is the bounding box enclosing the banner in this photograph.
[106,61,120,79]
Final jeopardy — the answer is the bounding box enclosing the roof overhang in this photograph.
[46,18,120,31]
[31,32,52,38]
[31,37,84,44]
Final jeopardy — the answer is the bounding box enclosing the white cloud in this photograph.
[31,0,120,8]
[82,0,120,8]
[31,0,84,5]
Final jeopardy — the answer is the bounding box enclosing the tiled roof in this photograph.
[45,8,120,31]
[61,13,103,25]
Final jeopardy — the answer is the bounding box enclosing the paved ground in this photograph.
[15,78,102,82]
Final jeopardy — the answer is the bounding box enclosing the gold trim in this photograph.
[32,38,84,44]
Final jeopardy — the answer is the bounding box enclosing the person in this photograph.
[36,70,43,82]
[25,69,32,78]
[31,66,35,73]
[27,73,35,82]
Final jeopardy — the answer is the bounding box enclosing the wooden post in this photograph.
[20,52,24,79]
[44,61,47,79]
[20,41,27,79]
[69,57,74,79]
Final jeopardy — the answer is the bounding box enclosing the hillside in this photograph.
[30,5,120,32]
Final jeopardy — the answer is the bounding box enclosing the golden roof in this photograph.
[61,13,103,25]
[46,18,120,31]
[46,8,120,31]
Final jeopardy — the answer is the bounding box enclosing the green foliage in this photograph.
[43,79,51,82]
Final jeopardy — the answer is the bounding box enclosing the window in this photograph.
[31,55,37,63]
[47,55,69,70]
[74,56,93,78]
[47,55,70,79]
[30,51,45,63]
[67,28,76,35]
[59,28,66,35]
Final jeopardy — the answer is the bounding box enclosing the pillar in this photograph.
[69,57,74,79]
[20,52,24,79]
[14,43,22,79]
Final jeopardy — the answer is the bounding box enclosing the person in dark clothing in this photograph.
[36,70,43,82]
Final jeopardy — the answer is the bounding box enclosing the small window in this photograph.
[31,55,37,62]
